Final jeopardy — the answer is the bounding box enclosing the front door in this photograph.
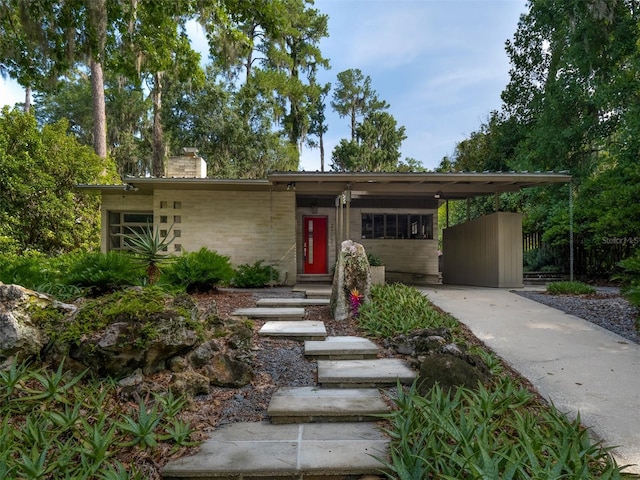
[303,216,328,274]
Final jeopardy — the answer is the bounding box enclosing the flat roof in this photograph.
[77,171,571,199]
[268,171,572,199]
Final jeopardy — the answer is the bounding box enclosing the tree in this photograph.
[331,69,389,141]
[118,0,204,177]
[307,81,330,171]
[331,110,406,172]
[0,107,117,253]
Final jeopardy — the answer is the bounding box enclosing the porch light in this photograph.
[434,191,442,199]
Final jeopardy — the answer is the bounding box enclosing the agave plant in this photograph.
[122,223,176,284]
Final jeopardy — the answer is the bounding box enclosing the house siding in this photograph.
[351,207,440,284]
[294,204,439,284]
[102,190,297,285]
[442,212,523,287]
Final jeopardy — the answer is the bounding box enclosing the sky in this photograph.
[0,0,528,172]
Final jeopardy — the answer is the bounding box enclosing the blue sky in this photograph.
[0,0,528,172]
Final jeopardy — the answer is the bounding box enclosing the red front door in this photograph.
[303,216,328,274]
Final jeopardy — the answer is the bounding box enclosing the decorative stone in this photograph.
[330,240,371,321]
[170,370,211,397]
[203,353,253,387]
[417,354,489,395]
[0,282,75,360]
[188,340,218,369]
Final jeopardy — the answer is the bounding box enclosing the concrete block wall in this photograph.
[348,207,440,284]
[166,155,207,178]
[155,189,297,285]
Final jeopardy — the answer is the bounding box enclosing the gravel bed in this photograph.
[514,288,639,344]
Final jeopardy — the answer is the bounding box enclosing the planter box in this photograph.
[370,266,385,285]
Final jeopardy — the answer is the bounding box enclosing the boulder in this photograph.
[417,354,489,395]
[330,240,371,321]
[170,370,211,397]
[71,316,199,377]
[203,353,253,387]
[0,282,75,360]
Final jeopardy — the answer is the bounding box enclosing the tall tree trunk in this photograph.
[91,57,108,158]
[24,85,31,113]
[88,0,108,159]
[152,71,164,177]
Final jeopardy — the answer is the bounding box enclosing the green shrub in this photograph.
[65,251,143,295]
[382,379,624,479]
[615,251,640,310]
[546,281,596,295]
[357,283,458,338]
[162,247,234,292]
[233,261,279,288]
[366,252,383,266]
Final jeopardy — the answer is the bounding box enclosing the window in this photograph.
[108,212,153,250]
[361,213,433,239]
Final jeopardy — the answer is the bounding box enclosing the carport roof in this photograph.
[77,171,571,199]
[267,171,572,199]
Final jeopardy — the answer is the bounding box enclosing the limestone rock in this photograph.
[71,316,198,377]
[203,353,253,387]
[170,370,211,397]
[330,240,371,321]
[0,282,75,360]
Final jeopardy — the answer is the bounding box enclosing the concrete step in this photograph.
[305,336,379,360]
[267,386,389,424]
[161,421,390,479]
[259,320,327,340]
[318,359,417,388]
[232,307,305,321]
[256,297,330,308]
[305,288,332,299]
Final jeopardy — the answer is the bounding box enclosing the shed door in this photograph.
[303,216,327,274]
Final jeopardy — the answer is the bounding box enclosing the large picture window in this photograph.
[108,212,153,250]
[361,213,433,239]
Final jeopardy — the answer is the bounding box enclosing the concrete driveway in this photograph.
[419,285,640,474]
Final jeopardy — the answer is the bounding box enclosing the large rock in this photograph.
[203,353,253,387]
[417,354,489,395]
[330,240,371,321]
[0,282,76,360]
[71,316,199,377]
[387,326,490,395]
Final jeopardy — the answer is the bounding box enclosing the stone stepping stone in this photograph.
[305,287,332,299]
[232,307,305,321]
[259,320,327,340]
[318,359,417,388]
[267,386,389,424]
[305,336,379,360]
[161,421,390,479]
[256,297,330,308]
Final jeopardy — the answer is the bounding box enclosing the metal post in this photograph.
[446,200,449,228]
[345,186,351,240]
[569,181,574,281]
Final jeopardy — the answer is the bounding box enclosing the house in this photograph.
[77,152,571,288]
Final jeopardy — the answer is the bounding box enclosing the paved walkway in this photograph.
[420,285,640,474]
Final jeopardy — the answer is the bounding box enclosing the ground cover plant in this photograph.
[547,281,596,295]
[357,283,458,338]
[0,358,197,479]
[359,284,627,479]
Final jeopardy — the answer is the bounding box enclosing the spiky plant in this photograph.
[122,223,175,284]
